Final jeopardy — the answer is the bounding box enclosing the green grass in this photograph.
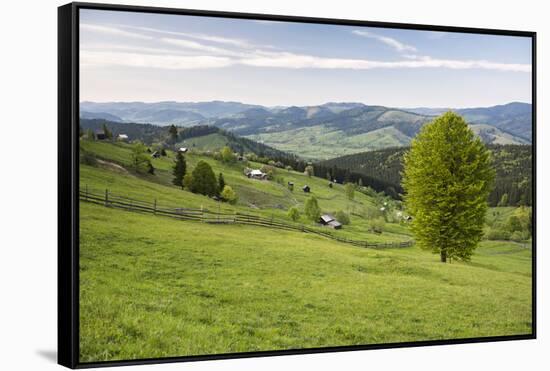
[80,202,532,362]
[246,125,412,160]
[80,139,410,243]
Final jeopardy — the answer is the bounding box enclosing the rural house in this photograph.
[178,147,188,153]
[319,214,342,229]
[117,134,128,141]
[246,169,267,180]
[95,130,106,140]
[302,185,311,193]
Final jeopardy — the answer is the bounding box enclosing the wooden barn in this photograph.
[319,214,342,229]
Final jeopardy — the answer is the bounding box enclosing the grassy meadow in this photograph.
[79,139,532,362]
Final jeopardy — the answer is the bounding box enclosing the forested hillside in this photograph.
[319,145,532,206]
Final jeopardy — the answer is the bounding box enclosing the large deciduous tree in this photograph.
[402,112,494,263]
[304,196,321,222]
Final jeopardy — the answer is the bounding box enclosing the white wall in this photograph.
[0,0,546,370]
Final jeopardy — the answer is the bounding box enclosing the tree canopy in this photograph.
[304,196,321,221]
[189,160,218,197]
[172,152,187,189]
[402,112,495,263]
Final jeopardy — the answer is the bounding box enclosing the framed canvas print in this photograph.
[58,2,536,368]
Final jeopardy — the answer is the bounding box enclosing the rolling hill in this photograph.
[80,100,263,125]
[404,102,532,141]
[80,101,532,160]
[318,144,533,207]
[78,138,532,361]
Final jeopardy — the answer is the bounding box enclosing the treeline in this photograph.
[319,145,532,206]
[80,118,167,144]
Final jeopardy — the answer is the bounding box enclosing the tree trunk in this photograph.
[440,249,447,263]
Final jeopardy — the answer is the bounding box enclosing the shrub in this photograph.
[304,165,314,177]
[335,210,350,225]
[80,152,97,166]
[221,185,238,204]
[288,207,300,222]
[221,146,236,163]
[344,183,355,200]
[147,162,155,175]
[368,218,385,234]
[486,228,511,241]
[510,230,530,242]
[183,174,194,189]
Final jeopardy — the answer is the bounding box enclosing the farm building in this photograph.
[319,214,342,229]
[302,185,311,193]
[117,134,128,141]
[95,130,106,140]
[178,147,188,153]
[246,169,267,180]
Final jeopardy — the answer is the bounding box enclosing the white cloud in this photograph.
[352,30,417,53]
[80,23,530,73]
[81,50,233,69]
[121,25,257,49]
[80,24,153,40]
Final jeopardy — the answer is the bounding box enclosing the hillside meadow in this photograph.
[78,139,532,362]
[80,202,531,361]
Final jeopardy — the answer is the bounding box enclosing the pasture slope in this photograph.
[79,140,532,362]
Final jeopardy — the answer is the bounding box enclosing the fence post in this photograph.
[153,199,157,215]
[104,189,109,207]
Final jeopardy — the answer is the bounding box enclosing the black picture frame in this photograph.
[58,2,537,368]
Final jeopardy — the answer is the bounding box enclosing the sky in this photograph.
[80,9,532,108]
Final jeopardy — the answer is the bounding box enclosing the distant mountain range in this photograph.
[80,100,532,160]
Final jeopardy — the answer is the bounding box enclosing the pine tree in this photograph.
[172,152,187,189]
[402,112,495,263]
[190,160,218,196]
[168,125,178,141]
[218,173,225,194]
[102,123,112,140]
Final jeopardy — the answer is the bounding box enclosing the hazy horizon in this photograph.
[80,99,531,110]
[80,9,532,108]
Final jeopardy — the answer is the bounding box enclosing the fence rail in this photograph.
[79,186,414,249]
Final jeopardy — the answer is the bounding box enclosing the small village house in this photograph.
[178,147,188,153]
[319,214,342,229]
[246,169,267,180]
[95,130,106,140]
[117,134,129,141]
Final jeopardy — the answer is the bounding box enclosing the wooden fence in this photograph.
[79,186,414,249]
